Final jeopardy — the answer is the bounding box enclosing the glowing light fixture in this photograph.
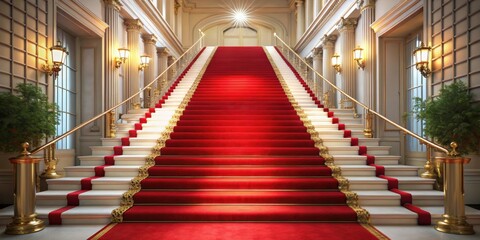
[115,48,130,68]
[43,41,68,78]
[353,46,365,69]
[331,54,341,73]
[139,55,151,71]
[413,41,431,78]
[233,9,248,26]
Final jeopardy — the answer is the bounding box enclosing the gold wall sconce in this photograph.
[353,46,365,69]
[413,42,431,78]
[115,48,130,68]
[139,55,151,71]
[42,41,68,78]
[331,53,341,73]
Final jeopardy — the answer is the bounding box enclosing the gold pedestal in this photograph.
[434,156,475,235]
[5,147,45,235]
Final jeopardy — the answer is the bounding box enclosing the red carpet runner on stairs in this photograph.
[90,47,387,239]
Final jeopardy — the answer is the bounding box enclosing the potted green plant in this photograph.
[413,81,480,156]
[0,83,59,153]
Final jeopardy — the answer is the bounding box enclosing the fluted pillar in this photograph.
[175,0,182,41]
[313,0,322,17]
[337,17,358,103]
[357,0,376,108]
[305,0,313,28]
[142,34,157,105]
[296,0,305,42]
[312,47,323,97]
[104,0,121,109]
[125,19,143,110]
[321,34,337,108]
[157,47,169,94]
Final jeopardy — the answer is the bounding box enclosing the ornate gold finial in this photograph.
[21,142,30,156]
[449,142,459,157]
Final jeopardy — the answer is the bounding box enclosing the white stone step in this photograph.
[364,206,419,225]
[36,190,125,206]
[347,177,388,190]
[54,206,116,225]
[78,155,148,166]
[315,129,364,138]
[326,145,391,155]
[407,190,444,206]
[90,146,153,155]
[333,155,400,165]
[45,176,135,191]
[356,190,400,206]
[421,206,480,225]
[383,165,421,176]
[340,165,376,176]
[322,138,380,147]
[63,165,140,178]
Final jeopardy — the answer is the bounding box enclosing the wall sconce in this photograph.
[331,54,341,73]
[42,41,68,77]
[353,46,365,69]
[138,55,151,71]
[115,48,130,68]
[413,42,431,78]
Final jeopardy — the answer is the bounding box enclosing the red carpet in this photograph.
[90,223,387,240]
[92,47,387,239]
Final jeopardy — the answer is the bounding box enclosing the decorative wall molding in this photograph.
[57,0,108,37]
[370,0,422,37]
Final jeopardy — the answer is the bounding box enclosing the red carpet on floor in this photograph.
[89,223,387,240]
[91,47,387,239]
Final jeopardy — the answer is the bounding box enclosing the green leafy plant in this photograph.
[413,81,480,155]
[0,83,59,153]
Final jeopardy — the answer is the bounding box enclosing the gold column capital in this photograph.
[142,34,157,45]
[320,34,337,48]
[312,47,323,57]
[103,0,122,11]
[337,17,358,31]
[125,19,143,31]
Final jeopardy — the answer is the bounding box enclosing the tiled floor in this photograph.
[0,224,479,240]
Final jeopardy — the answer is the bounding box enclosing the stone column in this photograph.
[313,0,322,17]
[104,0,121,109]
[175,0,182,41]
[142,34,157,106]
[357,0,376,109]
[305,0,313,28]
[125,19,143,110]
[167,55,176,82]
[321,34,337,108]
[296,0,305,42]
[337,17,358,104]
[312,47,323,97]
[157,47,169,95]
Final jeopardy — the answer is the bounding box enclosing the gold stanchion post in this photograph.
[420,144,437,179]
[5,143,45,235]
[434,142,475,235]
[39,144,61,191]
[363,109,373,138]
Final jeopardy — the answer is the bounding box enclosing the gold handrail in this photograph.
[30,30,206,155]
[273,33,449,155]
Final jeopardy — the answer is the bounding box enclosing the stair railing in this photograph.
[273,33,475,235]
[4,30,205,234]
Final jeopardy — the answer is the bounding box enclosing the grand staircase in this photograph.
[2,46,479,228]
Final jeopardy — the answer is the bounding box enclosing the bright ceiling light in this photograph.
[233,10,248,25]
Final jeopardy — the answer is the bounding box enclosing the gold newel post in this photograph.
[5,143,45,235]
[434,142,475,235]
[39,144,62,191]
[420,144,437,179]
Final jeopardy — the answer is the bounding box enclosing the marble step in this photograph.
[326,145,391,155]
[347,177,435,191]
[340,165,420,177]
[63,165,140,177]
[332,155,400,165]
[355,190,444,206]
[322,138,380,147]
[315,129,364,138]
[90,146,153,155]
[36,190,125,206]
[78,155,148,166]
[365,206,480,225]
[46,177,133,191]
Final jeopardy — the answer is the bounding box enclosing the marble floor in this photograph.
[0,224,479,240]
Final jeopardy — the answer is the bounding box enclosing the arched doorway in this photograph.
[223,27,258,46]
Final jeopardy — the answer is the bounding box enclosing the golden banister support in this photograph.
[5,143,45,235]
[420,143,437,179]
[434,142,475,235]
[363,109,373,138]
